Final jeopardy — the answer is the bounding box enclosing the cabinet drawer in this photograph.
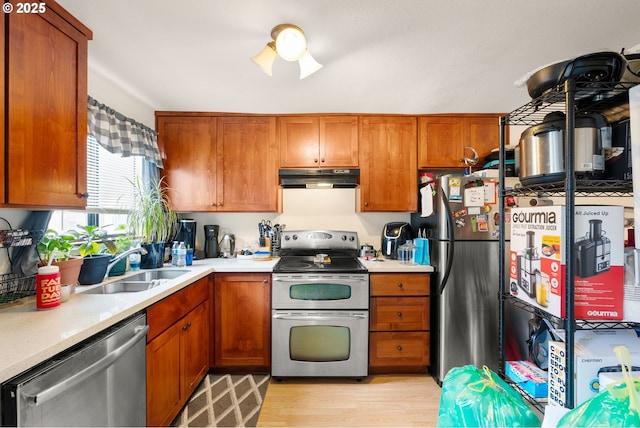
[147,277,209,341]
[370,297,429,331]
[370,273,430,296]
[369,332,430,367]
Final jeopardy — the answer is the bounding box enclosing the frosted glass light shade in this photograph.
[298,50,323,79]
[251,42,277,76]
[275,26,307,61]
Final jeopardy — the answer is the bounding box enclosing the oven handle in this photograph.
[272,313,367,320]
[273,277,368,283]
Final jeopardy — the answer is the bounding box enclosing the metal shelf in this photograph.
[498,79,639,411]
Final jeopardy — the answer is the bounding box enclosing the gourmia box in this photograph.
[509,205,624,319]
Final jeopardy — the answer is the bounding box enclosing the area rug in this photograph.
[172,374,270,427]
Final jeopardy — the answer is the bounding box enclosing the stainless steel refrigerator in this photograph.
[413,173,514,385]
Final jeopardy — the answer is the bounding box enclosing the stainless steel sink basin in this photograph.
[81,269,191,294]
[82,281,159,294]
[124,269,190,282]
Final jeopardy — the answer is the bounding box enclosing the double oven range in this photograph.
[271,230,369,379]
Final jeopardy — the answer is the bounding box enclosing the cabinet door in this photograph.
[217,117,279,212]
[279,116,320,168]
[418,116,464,168]
[181,300,210,399]
[6,7,90,207]
[319,116,358,167]
[465,115,501,164]
[214,273,271,368]
[147,322,182,427]
[358,116,417,211]
[369,331,430,368]
[157,116,217,211]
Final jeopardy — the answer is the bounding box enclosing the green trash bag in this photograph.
[558,346,640,427]
[437,365,541,427]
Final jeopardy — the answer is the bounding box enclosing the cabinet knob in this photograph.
[182,322,192,331]
[397,282,403,288]
[314,158,319,163]
[320,158,325,163]
[397,311,403,318]
[397,345,403,352]
[217,202,223,207]
[78,192,89,199]
[263,279,268,284]
[364,202,369,207]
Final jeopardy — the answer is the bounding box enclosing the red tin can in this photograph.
[36,265,61,310]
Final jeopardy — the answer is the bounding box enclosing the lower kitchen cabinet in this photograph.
[213,273,270,370]
[146,276,210,427]
[369,273,430,373]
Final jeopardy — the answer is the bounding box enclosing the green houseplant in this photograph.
[71,224,120,285]
[36,229,84,286]
[127,176,177,269]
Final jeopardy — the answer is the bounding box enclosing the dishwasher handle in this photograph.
[23,325,150,406]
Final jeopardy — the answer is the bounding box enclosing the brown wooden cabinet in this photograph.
[418,114,504,168]
[358,116,417,212]
[213,273,270,370]
[146,277,210,427]
[156,113,280,212]
[279,115,358,168]
[369,273,430,373]
[2,1,92,208]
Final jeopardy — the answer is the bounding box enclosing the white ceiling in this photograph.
[58,0,640,115]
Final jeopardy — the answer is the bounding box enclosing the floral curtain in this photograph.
[87,96,163,167]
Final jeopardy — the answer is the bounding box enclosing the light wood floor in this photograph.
[257,375,441,427]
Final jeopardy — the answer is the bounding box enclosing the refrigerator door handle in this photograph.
[439,188,455,294]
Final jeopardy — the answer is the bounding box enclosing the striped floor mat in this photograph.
[172,374,270,427]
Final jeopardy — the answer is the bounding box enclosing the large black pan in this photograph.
[526,51,626,99]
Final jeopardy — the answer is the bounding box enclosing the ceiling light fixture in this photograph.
[251,24,323,79]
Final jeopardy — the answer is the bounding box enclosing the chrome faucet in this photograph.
[105,247,148,277]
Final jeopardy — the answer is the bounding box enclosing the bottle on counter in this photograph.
[176,242,187,267]
[171,241,179,266]
[36,265,61,310]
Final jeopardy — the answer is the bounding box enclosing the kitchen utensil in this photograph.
[518,111,608,186]
[381,222,412,259]
[526,51,625,99]
[219,233,235,258]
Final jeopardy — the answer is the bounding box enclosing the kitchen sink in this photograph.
[124,269,190,282]
[81,269,191,294]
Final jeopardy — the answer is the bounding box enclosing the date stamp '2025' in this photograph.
[3,2,47,14]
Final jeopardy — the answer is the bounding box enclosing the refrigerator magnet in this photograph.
[463,186,484,207]
[477,214,489,232]
[448,177,462,201]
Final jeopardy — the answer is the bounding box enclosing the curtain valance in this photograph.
[87,96,163,167]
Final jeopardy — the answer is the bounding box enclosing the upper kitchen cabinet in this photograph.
[157,115,217,211]
[156,114,280,212]
[216,116,279,212]
[358,116,417,212]
[418,114,504,169]
[279,116,358,168]
[2,1,92,208]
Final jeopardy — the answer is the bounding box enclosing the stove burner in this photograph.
[274,256,366,273]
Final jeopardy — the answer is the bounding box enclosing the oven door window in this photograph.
[289,325,350,361]
[289,283,351,301]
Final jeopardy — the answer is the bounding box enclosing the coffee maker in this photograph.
[176,219,196,252]
[381,222,412,259]
[204,225,219,258]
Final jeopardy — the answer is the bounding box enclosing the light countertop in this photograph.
[0,256,431,383]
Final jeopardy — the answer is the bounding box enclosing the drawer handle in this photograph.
[397,345,403,352]
[397,312,403,318]
[397,282,403,288]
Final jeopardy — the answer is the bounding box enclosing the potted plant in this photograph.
[127,176,177,269]
[72,224,117,285]
[36,229,84,286]
[107,231,132,277]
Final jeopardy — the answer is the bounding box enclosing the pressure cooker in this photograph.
[517,111,609,187]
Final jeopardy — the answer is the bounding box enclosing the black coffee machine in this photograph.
[381,222,412,259]
[204,225,219,258]
[176,219,196,251]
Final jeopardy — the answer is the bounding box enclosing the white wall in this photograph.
[183,189,411,253]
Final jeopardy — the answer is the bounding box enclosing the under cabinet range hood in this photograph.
[279,169,360,188]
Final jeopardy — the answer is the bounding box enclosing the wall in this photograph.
[182,189,411,254]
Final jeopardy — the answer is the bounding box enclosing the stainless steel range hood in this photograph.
[279,169,360,189]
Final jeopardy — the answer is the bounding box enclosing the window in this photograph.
[49,136,146,233]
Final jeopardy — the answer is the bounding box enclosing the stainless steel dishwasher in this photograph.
[1,312,148,427]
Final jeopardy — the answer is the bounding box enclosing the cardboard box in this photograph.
[548,329,640,407]
[506,360,548,398]
[509,205,624,319]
